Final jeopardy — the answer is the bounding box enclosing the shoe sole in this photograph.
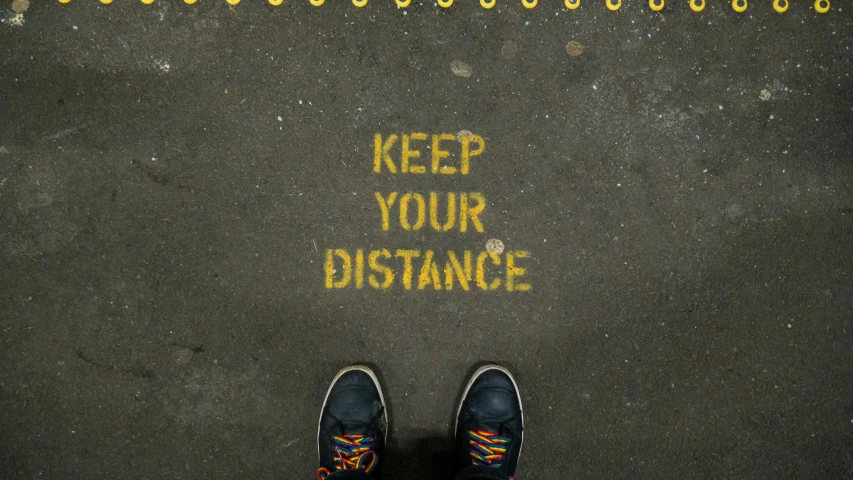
[454,364,524,462]
[317,364,389,461]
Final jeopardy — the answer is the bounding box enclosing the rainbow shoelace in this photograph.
[468,429,516,478]
[317,434,378,480]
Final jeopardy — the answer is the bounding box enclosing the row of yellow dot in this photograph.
[59,0,831,13]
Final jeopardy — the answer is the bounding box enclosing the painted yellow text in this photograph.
[374,192,486,232]
[325,249,531,292]
[373,133,485,174]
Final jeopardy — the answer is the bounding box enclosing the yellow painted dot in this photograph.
[141,0,155,4]
[480,0,496,7]
[731,0,747,12]
[649,0,663,10]
[352,0,367,6]
[310,0,324,5]
[396,0,411,6]
[522,0,537,8]
[227,0,240,5]
[100,0,112,4]
[772,0,787,12]
[184,0,197,4]
[606,0,621,10]
[269,0,283,5]
[814,0,829,12]
[437,0,453,7]
[565,0,580,8]
[59,0,71,3]
[689,0,704,11]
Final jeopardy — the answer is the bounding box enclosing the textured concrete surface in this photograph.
[2,1,852,478]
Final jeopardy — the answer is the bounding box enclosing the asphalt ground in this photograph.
[1,0,852,478]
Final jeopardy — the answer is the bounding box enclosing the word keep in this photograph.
[373,133,485,174]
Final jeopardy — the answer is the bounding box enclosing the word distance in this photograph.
[325,249,531,292]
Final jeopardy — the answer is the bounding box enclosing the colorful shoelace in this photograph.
[468,429,514,477]
[317,434,378,480]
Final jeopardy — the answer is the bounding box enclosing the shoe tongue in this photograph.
[339,421,371,436]
[337,399,382,435]
[471,419,508,436]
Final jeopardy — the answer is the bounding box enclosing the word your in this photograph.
[375,192,485,232]
[374,133,485,174]
[325,249,531,292]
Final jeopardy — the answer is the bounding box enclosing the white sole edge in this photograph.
[454,364,524,464]
[317,365,388,461]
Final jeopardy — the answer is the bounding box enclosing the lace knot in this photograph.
[317,434,378,480]
[468,429,510,468]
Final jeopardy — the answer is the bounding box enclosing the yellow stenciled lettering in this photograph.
[506,251,531,292]
[418,250,442,290]
[395,249,420,290]
[325,248,530,292]
[431,133,456,174]
[444,250,472,291]
[374,134,398,173]
[401,133,427,174]
[355,249,364,289]
[476,251,501,290]
[460,193,486,233]
[399,192,426,231]
[325,249,352,289]
[375,192,398,231]
[368,249,393,289]
[460,134,484,174]
[429,192,456,231]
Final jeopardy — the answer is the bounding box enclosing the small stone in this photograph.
[456,130,474,142]
[0,146,8,155]
[450,60,473,78]
[565,41,585,57]
[501,41,518,60]
[3,13,24,26]
[725,203,745,221]
[12,0,29,14]
[759,89,771,101]
[173,347,194,366]
[486,239,504,254]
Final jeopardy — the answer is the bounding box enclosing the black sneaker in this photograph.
[317,365,387,479]
[454,365,524,478]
